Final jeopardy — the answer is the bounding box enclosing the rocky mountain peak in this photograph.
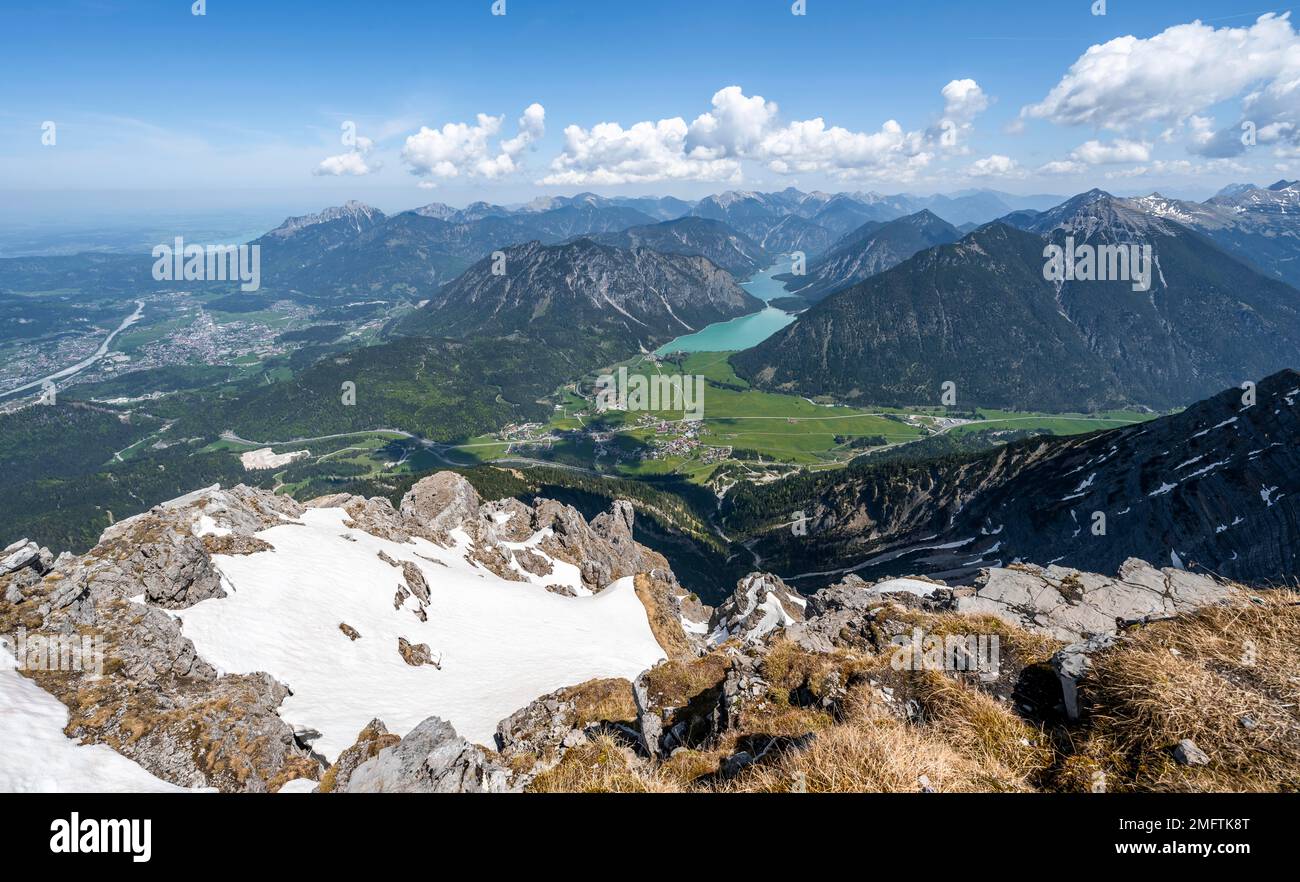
[266,200,385,238]
[1029,189,1180,239]
[411,201,458,220]
[707,572,806,645]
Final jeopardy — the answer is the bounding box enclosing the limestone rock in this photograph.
[343,716,516,793]
[1173,738,1211,766]
[397,636,439,668]
[788,574,894,652]
[533,498,662,592]
[400,560,430,604]
[708,572,806,646]
[956,558,1235,641]
[1,540,42,576]
[400,471,481,538]
[338,496,411,544]
[133,535,226,609]
[1051,633,1117,720]
[200,534,274,556]
[494,678,638,778]
[632,672,665,758]
[317,719,400,792]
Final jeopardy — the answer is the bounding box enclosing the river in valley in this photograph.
[0,300,145,398]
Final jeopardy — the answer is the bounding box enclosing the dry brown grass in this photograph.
[517,596,1300,793]
[711,639,871,739]
[761,638,872,699]
[659,747,728,786]
[633,572,697,662]
[877,606,1061,667]
[1075,593,1300,792]
[527,735,682,793]
[559,678,638,728]
[710,678,1038,793]
[720,715,1032,793]
[638,651,729,711]
[906,670,1053,784]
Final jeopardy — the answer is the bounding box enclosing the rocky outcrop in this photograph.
[133,535,226,609]
[0,487,331,791]
[785,575,894,653]
[1,539,51,577]
[531,499,660,592]
[390,473,670,595]
[1,539,56,604]
[1052,634,1116,720]
[956,558,1236,642]
[200,534,274,556]
[632,674,665,758]
[399,471,481,538]
[397,637,439,668]
[342,716,516,793]
[1,471,705,794]
[494,678,639,778]
[400,561,430,604]
[632,651,731,758]
[84,484,308,611]
[708,573,806,646]
[337,495,414,544]
[317,719,400,793]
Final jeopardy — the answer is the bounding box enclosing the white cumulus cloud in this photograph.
[314,134,377,177]
[942,79,990,122]
[1023,14,1300,132]
[966,154,1023,178]
[1038,159,1087,176]
[1035,139,1150,176]
[403,104,545,182]
[541,82,984,186]
[685,86,780,159]
[1070,138,1153,164]
[541,118,741,186]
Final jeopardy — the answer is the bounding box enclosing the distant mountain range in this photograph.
[1121,181,1300,290]
[724,369,1300,587]
[574,216,770,279]
[734,191,1300,412]
[253,200,661,301]
[517,192,694,221]
[395,237,763,358]
[685,187,1060,259]
[0,186,1074,304]
[775,210,962,303]
[6,182,1300,423]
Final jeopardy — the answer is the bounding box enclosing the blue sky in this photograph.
[0,0,1294,220]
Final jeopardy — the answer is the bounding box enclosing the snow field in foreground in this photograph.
[176,507,666,760]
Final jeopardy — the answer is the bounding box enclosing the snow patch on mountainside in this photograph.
[873,577,944,597]
[172,507,666,760]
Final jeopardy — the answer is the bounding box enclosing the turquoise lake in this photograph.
[655,258,796,355]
